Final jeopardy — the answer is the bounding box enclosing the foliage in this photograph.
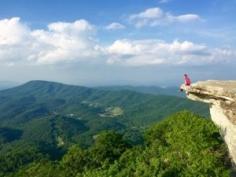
[0,142,44,177]
[5,111,231,177]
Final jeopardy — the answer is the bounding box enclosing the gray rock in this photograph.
[181,80,236,164]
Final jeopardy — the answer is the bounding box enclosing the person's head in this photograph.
[184,74,188,77]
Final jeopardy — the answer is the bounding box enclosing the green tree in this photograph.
[90,131,130,167]
[60,145,88,177]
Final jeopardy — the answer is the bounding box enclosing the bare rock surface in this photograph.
[181,80,236,164]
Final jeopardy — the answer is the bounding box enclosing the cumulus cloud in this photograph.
[106,39,235,66]
[105,22,126,30]
[129,7,201,27]
[0,17,101,65]
[0,17,235,67]
[0,17,29,45]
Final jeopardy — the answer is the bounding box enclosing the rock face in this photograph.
[181,80,236,164]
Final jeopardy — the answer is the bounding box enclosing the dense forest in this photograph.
[0,111,231,177]
[0,81,230,176]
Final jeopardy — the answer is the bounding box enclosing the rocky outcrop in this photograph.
[181,80,236,164]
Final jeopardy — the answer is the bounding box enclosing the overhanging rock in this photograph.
[181,80,236,164]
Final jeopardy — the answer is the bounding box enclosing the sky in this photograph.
[0,0,235,86]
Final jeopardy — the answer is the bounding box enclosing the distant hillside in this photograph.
[0,80,209,160]
[96,85,183,97]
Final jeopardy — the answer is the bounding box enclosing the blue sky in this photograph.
[0,0,235,86]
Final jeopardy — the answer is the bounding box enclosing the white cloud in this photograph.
[106,39,235,66]
[176,14,201,23]
[0,17,33,65]
[0,17,235,67]
[159,0,171,3]
[0,17,101,65]
[129,7,201,27]
[106,22,126,30]
[0,17,29,45]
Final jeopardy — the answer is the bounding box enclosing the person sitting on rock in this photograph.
[180,74,191,92]
[184,74,191,86]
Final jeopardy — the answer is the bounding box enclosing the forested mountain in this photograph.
[0,80,209,140]
[96,85,182,97]
[0,81,215,176]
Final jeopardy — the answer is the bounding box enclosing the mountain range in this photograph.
[0,80,209,156]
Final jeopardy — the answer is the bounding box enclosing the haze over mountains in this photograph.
[0,81,182,96]
[0,81,18,91]
[96,85,182,97]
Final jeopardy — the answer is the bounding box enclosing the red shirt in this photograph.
[184,75,191,86]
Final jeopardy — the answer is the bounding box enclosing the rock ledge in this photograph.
[181,80,236,164]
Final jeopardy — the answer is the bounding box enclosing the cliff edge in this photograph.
[181,80,236,164]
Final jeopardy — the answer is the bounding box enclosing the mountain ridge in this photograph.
[0,80,209,153]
